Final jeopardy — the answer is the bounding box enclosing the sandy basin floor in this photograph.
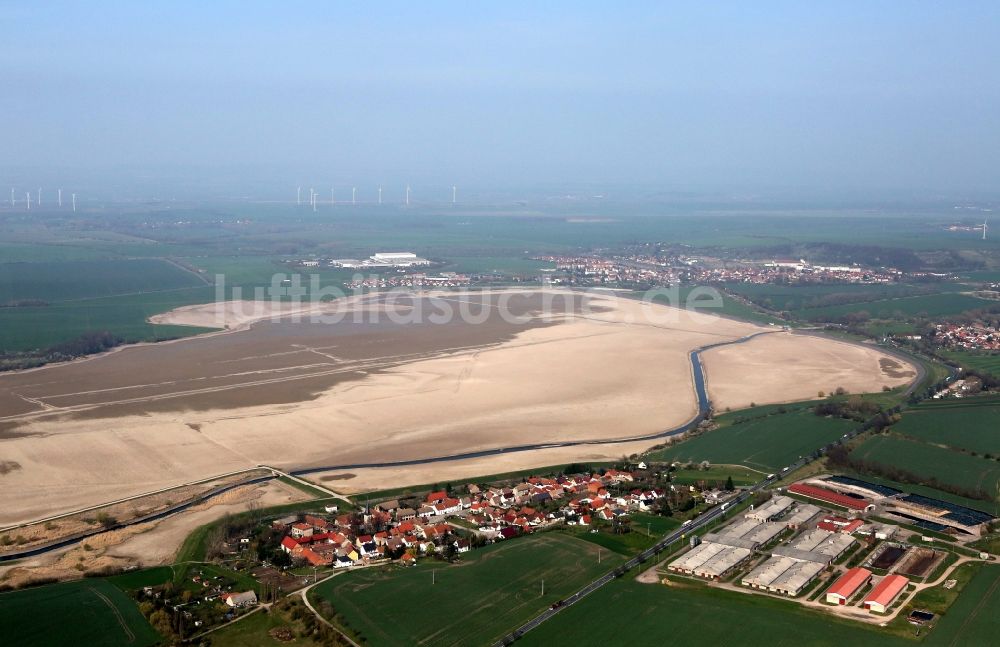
[0,289,914,524]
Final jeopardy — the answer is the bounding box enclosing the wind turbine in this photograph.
[9,188,14,206]
[452,185,457,204]
[72,193,77,212]
[352,187,356,205]
[58,188,63,207]
[405,184,410,206]
[26,191,31,210]
[297,186,302,206]
[37,188,41,206]
[331,188,335,206]
[378,185,382,205]
[983,217,989,241]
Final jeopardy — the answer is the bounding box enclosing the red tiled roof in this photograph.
[827,567,871,599]
[865,575,909,608]
[789,483,870,511]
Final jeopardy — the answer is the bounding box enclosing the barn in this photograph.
[825,567,872,605]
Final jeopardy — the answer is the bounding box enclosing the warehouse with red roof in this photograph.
[788,483,874,512]
[864,574,909,613]
[825,567,872,605]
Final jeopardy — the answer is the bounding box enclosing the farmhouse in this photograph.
[825,567,872,605]
[864,574,910,613]
[223,591,258,608]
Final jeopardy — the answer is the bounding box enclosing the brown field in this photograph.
[702,334,915,410]
[0,289,915,524]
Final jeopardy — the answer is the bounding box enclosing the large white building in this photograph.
[370,252,430,266]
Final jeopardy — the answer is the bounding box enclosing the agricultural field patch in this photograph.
[726,282,952,313]
[853,434,1000,498]
[649,407,855,472]
[0,578,161,647]
[0,287,218,352]
[310,533,623,647]
[925,564,1000,646]
[519,577,907,646]
[796,292,994,321]
[939,349,1000,378]
[892,398,1000,456]
[0,258,205,303]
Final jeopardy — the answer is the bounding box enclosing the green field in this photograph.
[0,258,205,303]
[796,292,994,321]
[0,578,160,647]
[925,564,1000,646]
[892,397,1000,456]
[310,533,624,646]
[853,433,1000,498]
[940,349,1000,378]
[106,566,174,591]
[438,256,554,275]
[726,282,951,313]
[649,406,855,472]
[0,287,218,351]
[520,577,908,647]
[668,465,761,486]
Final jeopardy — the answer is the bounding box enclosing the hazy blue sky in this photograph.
[3,2,999,195]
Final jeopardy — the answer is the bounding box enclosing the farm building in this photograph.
[784,503,821,529]
[825,567,872,605]
[223,591,258,608]
[703,520,784,550]
[740,556,825,596]
[788,483,873,512]
[864,574,909,613]
[822,475,902,499]
[745,495,794,522]
[887,494,994,537]
[856,522,896,541]
[772,528,855,564]
[667,542,752,580]
[817,515,865,535]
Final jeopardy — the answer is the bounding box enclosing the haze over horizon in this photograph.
[3,2,1000,199]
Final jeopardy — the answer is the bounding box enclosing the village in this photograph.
[134,464,741,634]
[931,322,1000,351]
[534,253,903,288]
[273,467,679,571]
